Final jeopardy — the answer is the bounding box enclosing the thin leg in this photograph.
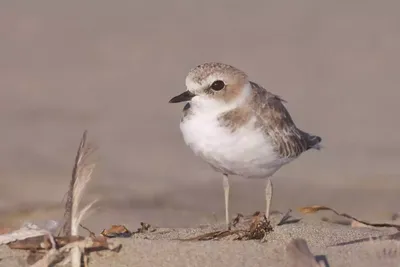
[223,174,230,229]
[265,178,273,221]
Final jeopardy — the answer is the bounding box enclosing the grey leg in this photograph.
[265,178,273,220]
[223,174,230,228]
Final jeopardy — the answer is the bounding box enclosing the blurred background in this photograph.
[1,0,399,230]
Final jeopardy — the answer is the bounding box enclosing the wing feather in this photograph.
[249,82,320,158]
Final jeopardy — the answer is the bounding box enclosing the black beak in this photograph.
[169,91,196,103]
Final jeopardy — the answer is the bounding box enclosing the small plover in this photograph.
[169,62,321,228]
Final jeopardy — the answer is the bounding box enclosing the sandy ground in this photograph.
[1,0,400,266]
[1,214,400,267]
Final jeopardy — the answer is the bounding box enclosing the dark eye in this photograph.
[210,80,225,91]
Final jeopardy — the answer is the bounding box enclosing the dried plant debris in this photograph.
[9,235,80,250]
[180,211,273,242]
[100,222,157,239]
[391,212,400,221]
[7,234,121,265]
[101,225,133,238]
[79,224,96,238]
[182,230,235,241]
[286,238,329,267]
[27,250,50,266]
[136,222,156,233]
[246,212,273,240]
[0,131,121,267]
[231,213,244,228]
[0,223,53,246]
[299,205,400,231]
[277,209,302,226]
[29,236,121,267]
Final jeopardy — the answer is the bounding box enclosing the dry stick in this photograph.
[178,230,239,241]
[277,209,293,226]
[300,206,400,231]
[62,130,88,236]
[30,237,121,267]
[79,224,96,238]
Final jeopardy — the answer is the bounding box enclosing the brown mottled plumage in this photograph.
[188,62,247,85]
[248,81,319,158]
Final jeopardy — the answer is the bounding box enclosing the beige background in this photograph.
[0,1,399,230]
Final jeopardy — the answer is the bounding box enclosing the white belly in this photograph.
[180,112,291,178]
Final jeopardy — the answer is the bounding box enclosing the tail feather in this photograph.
[306,134,322,150]
[299,129,322,150]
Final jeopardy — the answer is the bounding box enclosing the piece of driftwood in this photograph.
[8,234,121,266]
[7,235,119,252]
[29,236,121,267]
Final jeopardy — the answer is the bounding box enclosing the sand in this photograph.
[1,214,400,267]
[1,0,400,266]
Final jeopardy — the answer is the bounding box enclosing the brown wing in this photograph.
[249,82,321,159]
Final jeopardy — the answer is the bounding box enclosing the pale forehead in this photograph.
[186,62,247,85]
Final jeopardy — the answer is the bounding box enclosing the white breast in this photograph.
[180,109,291,178]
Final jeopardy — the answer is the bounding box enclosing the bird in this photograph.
[169,62,321,228]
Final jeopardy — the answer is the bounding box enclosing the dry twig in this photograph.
[231,213,244,228]
[299,205,400,231]
[80,224,96,238]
